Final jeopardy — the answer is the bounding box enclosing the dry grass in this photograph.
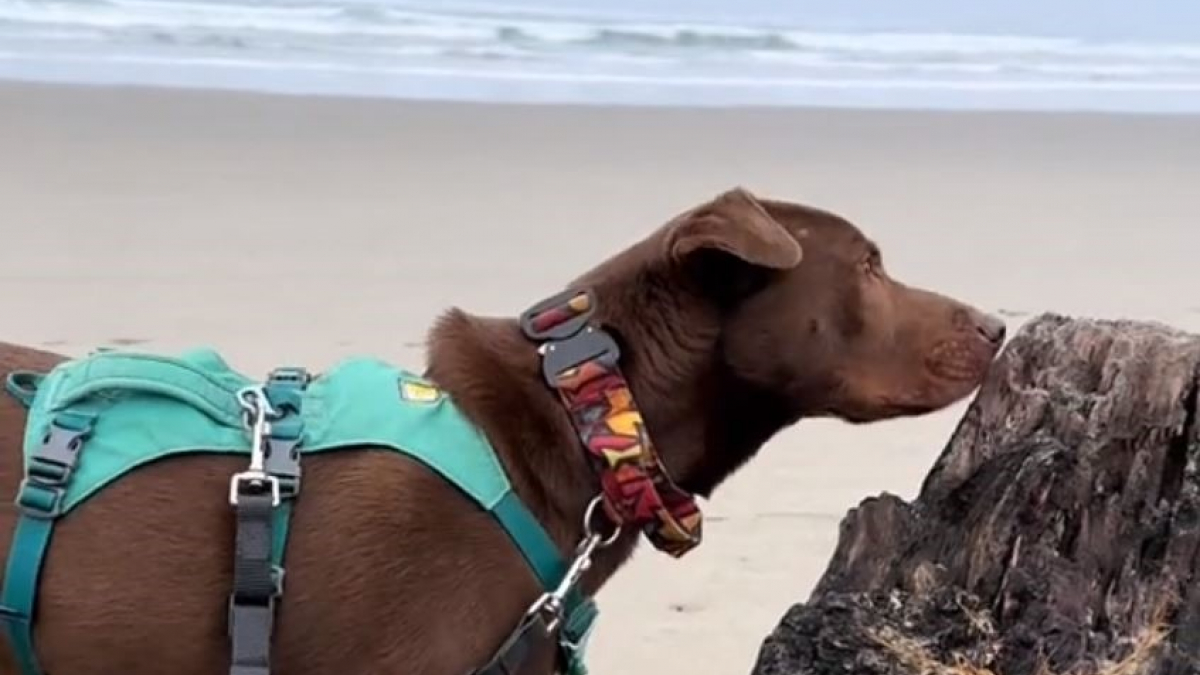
[868,621,1171,675]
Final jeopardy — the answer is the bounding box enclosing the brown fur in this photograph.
[0,188,1005,674]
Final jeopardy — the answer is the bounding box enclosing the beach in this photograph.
[1,81,1198,673]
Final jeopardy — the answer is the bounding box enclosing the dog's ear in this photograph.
[665,187,803,271]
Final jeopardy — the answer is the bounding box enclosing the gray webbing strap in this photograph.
[226,367,308,675]
[228,489,278,675]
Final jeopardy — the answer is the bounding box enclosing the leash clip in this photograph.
[524,496,619,633]
[229,386,281,507]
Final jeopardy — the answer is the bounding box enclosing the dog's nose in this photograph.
[974,313,1007,345]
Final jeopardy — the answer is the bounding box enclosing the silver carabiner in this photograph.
[229,386,281,506]
[237,386,277,472]
[524,495,621,632]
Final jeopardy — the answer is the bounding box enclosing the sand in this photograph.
[1,81,1198,674]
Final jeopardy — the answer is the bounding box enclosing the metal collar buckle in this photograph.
[520,288,622,388]
[536,327,621,389]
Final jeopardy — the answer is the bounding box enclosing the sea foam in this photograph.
[2,0,1199,111]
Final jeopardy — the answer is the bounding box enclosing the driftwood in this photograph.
[750,313,1200,675]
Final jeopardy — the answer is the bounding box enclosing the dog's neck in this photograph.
[423,272,797,591]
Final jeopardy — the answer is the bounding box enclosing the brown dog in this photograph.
[0,187,1004,675]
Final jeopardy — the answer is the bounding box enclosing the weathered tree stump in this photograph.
[751,313,1200,675]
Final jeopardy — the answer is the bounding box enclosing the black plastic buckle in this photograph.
[538,327,621,388]
[520,289,596,342]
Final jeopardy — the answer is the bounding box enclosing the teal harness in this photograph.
[0,348,596,674]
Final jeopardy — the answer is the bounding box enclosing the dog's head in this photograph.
[696,188,1005,424]
[575,187,1004,490]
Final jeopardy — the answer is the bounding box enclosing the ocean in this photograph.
[2,0,1200,112]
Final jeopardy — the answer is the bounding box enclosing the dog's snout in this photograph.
[974,313,1007,345]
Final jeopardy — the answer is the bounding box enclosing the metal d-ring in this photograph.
[523,495,622,633]
[582,494,621,549]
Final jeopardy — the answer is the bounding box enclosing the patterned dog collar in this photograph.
[520,288,703,557]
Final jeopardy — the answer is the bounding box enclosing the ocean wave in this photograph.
[5,47,1200,93]
[2,0,1200,100]
[5,0,1200,61]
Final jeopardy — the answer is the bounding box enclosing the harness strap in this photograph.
[4,372,42,409]
[476,494,598,675]
[474,614,548,675]
[489,487,597,667]
[226,367,309,675]
[472,594,595,675]
[228,491,279,675]
[53,352,247,429]
[0,410,95,675]
[519,289,704,558]
[473,611,566,675]
[2,354,596,675]
[263,367,308,569]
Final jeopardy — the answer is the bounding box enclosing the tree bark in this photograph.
[750,313,1200,675]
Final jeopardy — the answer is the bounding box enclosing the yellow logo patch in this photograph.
[399,379,442,404]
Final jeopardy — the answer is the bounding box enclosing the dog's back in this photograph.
[0,342,548,675]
